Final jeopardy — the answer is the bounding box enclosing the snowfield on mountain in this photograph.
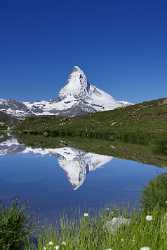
[0,66,130,118]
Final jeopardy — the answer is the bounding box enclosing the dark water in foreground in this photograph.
[0,137,166,224]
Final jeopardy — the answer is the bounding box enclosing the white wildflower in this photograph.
[165,201,167,204]
[43,247,47,250]
[84,213,89,217]
[140,247,150,250]
[48,241,54,246]
[61,241,66,246]
[55,246,60,250]
[146,215,153,221]
[121,238,124,242]
[106,249,112,250]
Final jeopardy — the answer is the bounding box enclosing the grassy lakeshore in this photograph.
[1,202,167,250]
[28,209,167,250]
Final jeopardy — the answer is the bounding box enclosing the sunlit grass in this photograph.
[24,208,167,250]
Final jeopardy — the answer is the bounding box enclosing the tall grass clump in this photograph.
[0,201,32,250]
[142,173,167,211]
[153,139,167,154]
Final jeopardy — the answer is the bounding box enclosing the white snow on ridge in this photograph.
[87,85,122,111]
[24,96,77,113]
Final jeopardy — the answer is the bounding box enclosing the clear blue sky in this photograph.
[0,0,167,103]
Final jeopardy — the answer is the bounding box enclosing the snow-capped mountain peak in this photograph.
[0,66,131,118]
[59,66,90,99]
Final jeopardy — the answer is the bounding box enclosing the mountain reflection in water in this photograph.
[0,137,113,190]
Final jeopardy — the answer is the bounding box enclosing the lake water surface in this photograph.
[0,137,166,224]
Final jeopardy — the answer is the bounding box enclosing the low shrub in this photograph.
[0,201,32,250]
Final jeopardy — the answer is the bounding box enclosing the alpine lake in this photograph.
[0,133,167,225]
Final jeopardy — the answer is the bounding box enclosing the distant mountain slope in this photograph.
[0,99,31,118]
[0,111,18,126]
[0,66,130,118]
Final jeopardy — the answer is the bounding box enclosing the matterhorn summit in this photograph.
[59,66,90,99]
[0,66,130,118]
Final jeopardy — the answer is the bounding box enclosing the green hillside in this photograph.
[16,98,167,147]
